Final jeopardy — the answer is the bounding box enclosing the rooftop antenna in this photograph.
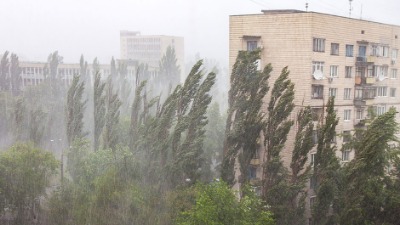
[349,0,353,17]
[305,1,309,12]
[360,4,363,19]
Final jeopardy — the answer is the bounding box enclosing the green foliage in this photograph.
[0,51,10,91]
[0,143,58,224]
[103,78,122,151]
[159,45,181,89]
[93,72,106,151]
[312,97,341,225]
[222,49,271,185]
[340,108,399,225]
[177,181,275,225]
[66,74,87,146]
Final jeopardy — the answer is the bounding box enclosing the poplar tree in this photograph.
[79,55,89,85]
[66,75,87,146]
[93,72,106,151]
[0,51,10,91]
[159,46,181,90]
[10,53,22,95]
[340,108,399,224]
[312,97,341,225]
[221,49,271,186]
[103,78,122,151]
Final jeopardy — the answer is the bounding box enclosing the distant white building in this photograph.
[120,31,184,81]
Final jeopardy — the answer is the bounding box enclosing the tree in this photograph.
[340,108,399,224]
[29,107,47,146]
[79,55,90,85]
[276,106,314,225]
[9,53,22,95]
[103,78,122,151]
[159,46,181,90]
[66,75,87,147]
[93,72,106,151]
[45,51,63,96]
[0,51,10,91]
[177,181,275,225]
[312,97,341,225]
[221,49,271,186]
[0,143,58,224]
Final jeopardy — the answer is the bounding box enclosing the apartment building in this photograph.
[230,9,400,221]
[120,31,184,81]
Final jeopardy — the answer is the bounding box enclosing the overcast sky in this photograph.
[0,0,399,66]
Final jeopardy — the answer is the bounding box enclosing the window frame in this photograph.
[344,88,352,100]
[311,85,324,99]
[390,88,396,97]
[329,88,337,98]
[346,44,354,57]
[377,86,388,97]
[313,38,325,52]
[344,109,351,121]
[331,43,339,55]
[330,65,339,78]
[391,69,397,79]
[345,66,352,78]
[342,150,350,161]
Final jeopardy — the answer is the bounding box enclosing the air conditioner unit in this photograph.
[391,60,396,65]
[328,77,333,83]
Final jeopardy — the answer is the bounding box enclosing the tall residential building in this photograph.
[230,9,400,220]
[120,31,184,81]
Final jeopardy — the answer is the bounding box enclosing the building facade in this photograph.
[20,61,136,88]
[120,31,184,81]
[230,9,400,221]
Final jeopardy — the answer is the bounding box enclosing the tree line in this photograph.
[1,48,400,225]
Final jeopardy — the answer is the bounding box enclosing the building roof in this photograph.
[231,9,400,28]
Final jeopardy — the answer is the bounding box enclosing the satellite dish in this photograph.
[313,70,324,80]
[377,74,387,81]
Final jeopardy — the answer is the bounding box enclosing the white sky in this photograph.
[0,0,399,66]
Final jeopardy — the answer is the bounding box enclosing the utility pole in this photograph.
[349,0,353,17]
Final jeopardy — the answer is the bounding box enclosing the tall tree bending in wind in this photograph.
[93,72,106,151]
[221,49,271,186]
[66,75,87,147]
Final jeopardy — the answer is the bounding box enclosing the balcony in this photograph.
[366,77,375,84]
[354,99,366,107]
[250,158,260,166]
[356,55,374,67]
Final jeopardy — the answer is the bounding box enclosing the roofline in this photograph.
[230,10,400,28]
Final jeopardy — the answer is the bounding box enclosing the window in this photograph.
[377,86,388,97]
[371,44,379,56]
[313,38,325,52]
[247,41,257,51]
[310,153,316,167]
[312,61,324,74]
[248,166,257,179]
[345,66,352,78]
[310,175,317,190]
[359,45,367,57]
[329,88,337,97]
[342,150,350,161]
[311,108,323,121]
[346,45,354,57]
[344,88,352,100]
[391,69,397,79]
[343,131,351,143]
[312,131,318,145]
[312,85,324,99]
[356,109,364,120]
[344,109,351,121]
[331,132,337,143]
[375,105,386,116]
[310,196,316,208]
[330,66,338,77]
[392,49,398,60]
[381,46,389,57]
[364,87,376,99]
[390,88,396,97]
[331,43,339,55]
